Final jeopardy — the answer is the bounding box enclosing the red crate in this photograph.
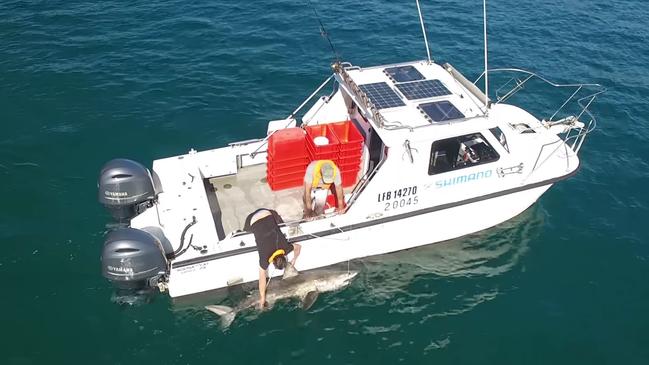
[341,169,360,187]
[268,177,304,191]
[330,121,364,151]
[268,128,307,158]
[305,124,340,154]
[267,168,305,182]
[336,151,362,166]
[267,164,308,179]
[267,152,310,169]
[338,160,361,172]
[306,142,339,161]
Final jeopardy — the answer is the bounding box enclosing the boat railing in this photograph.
[475,68,605,122]
[475,68,605,174]
[247,74,337,158]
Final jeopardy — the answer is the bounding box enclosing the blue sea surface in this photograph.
[1,0,648,364]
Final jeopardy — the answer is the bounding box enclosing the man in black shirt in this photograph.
[244,208,301,308]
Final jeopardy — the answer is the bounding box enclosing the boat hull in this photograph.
[167,183,552,297]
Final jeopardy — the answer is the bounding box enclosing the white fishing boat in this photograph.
[97,2,604,299]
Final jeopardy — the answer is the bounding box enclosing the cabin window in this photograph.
[428,133,500,175]
[489,127,509,153]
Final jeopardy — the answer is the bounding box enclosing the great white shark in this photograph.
[205,268,358,328]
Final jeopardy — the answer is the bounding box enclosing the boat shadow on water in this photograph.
[350,203,547,318]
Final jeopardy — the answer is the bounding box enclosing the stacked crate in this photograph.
[266,128,309,191]
[305,120,364,187]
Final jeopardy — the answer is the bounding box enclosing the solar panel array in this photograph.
[395,80,451,100]
[359,82,406,110]
[383,65,425,83]
[419,101,465,123]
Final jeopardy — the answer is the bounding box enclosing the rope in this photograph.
[303,223,350,241]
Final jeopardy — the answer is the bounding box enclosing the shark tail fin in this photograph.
[205,305,236,329]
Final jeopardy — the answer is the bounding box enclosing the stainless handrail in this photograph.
[529,92,600,175]
[474,68,605,175]
[249,74,335,158]
[474,68,606,122]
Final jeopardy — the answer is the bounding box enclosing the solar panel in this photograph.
[395,79,451,100]
[419,101,465,123]
[359,82,406,109]
[383,65,425,83]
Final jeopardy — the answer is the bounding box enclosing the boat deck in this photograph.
[209,164,305,234]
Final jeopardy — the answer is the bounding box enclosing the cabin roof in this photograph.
[338,60,500,146]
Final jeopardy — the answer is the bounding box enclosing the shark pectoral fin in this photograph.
[282,263,299,279]
[301,291,319,310]
[205,305,236,329]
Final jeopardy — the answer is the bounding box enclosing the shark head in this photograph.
[312,270,358,292]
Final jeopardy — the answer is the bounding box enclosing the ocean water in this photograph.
[1,0,648,364]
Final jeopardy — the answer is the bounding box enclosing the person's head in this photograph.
[321,162,335,184]
[272,254,287,270]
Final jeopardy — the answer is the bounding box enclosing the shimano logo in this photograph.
[105,191,128,197]
[435,169,493,188]
[107,265,133,274]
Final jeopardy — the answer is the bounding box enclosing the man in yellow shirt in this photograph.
[303,160,345,217]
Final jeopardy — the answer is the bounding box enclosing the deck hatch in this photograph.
[383,65,425,83]
[358,82,406,109]
[419,101,465,123]
[395,79,451,100]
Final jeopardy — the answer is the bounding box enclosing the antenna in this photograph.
[415,0,432,63]
[483,0,489,114]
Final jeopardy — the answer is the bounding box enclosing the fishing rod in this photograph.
[305,0,340,62]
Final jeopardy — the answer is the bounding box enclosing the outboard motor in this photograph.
[98,159,158,222]
[101,227,169,291]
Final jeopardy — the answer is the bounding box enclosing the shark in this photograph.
[205,268,358,328]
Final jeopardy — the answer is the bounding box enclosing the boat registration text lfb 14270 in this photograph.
[378,186,419,211]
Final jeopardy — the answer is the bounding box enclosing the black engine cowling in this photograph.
[98,159,158,222]
[101,227,168,291]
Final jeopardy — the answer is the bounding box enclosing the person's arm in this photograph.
[258,267,267,309]
[290,243,301,266]
[271,209,284,224]
[335,184,345,213]
[303,181,313,217]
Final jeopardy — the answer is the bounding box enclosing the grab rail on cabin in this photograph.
[475,68,605,175]
[474,68,605,125]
